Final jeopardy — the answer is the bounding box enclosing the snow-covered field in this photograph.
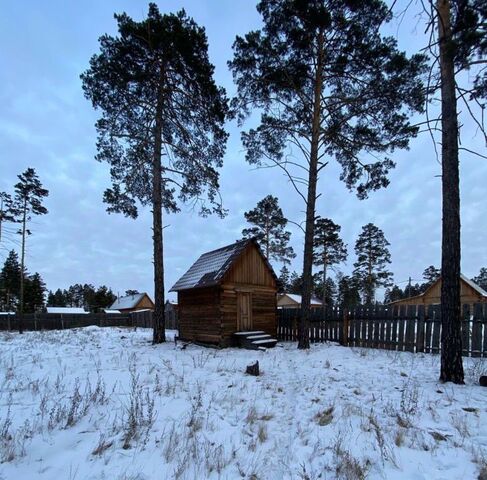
[0,327,486,480]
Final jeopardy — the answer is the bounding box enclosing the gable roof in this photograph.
[110,293,148,310]
[279,293,323,305]
[460,274,487,297]
[170,238,277,292]
[388,273,487,304]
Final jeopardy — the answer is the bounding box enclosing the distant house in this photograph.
[277,293,322,309]
[46,307,88,314]
[170,238,278,347]
[109,292,154,313]
[388,274,487,307]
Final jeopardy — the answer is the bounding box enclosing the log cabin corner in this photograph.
[170,238,278,347]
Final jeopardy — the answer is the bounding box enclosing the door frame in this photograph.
[237,291,253,331]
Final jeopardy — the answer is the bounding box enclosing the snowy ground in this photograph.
[0,327,486,480]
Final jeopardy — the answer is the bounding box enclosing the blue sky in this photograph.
[1,1,486,301]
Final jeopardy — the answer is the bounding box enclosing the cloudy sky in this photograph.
[1,0,486,302]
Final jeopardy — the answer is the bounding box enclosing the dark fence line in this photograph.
[131,310,179,330]
[0,310,179,332]
[277,303,487,357]
[0,312,133,331]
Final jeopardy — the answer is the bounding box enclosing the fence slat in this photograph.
[471,303,482,357]
[431,305,441,354]
[416,305,425,353]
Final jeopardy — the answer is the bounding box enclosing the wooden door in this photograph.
[237,292,252,331]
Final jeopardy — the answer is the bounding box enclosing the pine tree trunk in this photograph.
[152,73,166,345]
[298,31,324,350]
[322,258,327,318]
[367,237,373,305]
[437,0,464,383]
[19,200,27,334]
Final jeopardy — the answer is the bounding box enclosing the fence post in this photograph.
[340,309,349,346]
[416,305,425,353]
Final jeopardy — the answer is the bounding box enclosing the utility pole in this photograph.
[408,276,412,298]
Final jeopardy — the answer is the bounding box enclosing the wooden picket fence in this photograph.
[0,312,132,331]
[130,310,178,329]
[0,310,179,332]
[277,303,487,357]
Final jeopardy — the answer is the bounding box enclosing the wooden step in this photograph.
[250,338,277,349]
[246,334,271,340]
[233,331,278,349]
[233,331,265,337]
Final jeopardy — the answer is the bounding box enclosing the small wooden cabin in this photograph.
[109,292,154,313]
[170,238,278,347]
[388,274,487,307]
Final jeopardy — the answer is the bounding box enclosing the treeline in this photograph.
[0,250,45,313]
[46,285,116,312]
[0,249,119,313]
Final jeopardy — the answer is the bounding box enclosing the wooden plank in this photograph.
[425,305,434,354]
[350,307,357,346]
[391,305,399,350]
[416,305,425,353]
[398,305,407,351]
[360,306,367,347]
[378,305,386,350]
[404,305,416,352]
[431,305,441,354]
[462,304,471,357]
[471,303,483,358]
[364,306,370,347]
[385,307,394,350]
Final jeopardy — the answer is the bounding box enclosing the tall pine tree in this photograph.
[242,195,295,264]
[82,4,228,344]
[336,273,361,310]
[313,217,347,312]
[353,223,393,305]
[230,0,426,348]
[428,0,486,384]
[11,168,49,332]
[0,192,14,245]
[472,268,487,292]
[0,250,21,311]
[24,273,46,313]
[278,265,290,292]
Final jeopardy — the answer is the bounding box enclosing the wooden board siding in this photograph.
[135,295,155,310]
[178,287,221,344]
[224,244,276,288]
[250,289,277,335]
[118,294,155,313]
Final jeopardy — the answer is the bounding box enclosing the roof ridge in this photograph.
[199,238,251,257]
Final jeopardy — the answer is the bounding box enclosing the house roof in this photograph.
[110,293,147,310]
[387,273,487,304]
[170,238,277,292]
[460,274,487,297]
[46,307,88,314]
[279,293,322,305]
